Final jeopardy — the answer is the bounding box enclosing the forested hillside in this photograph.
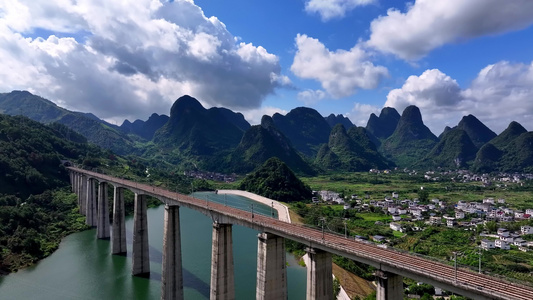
[0,114,107,273]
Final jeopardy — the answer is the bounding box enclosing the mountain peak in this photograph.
[399,105,424,127]
[365,107,400,140]
[456,114,496,148]
[170,95,204,117]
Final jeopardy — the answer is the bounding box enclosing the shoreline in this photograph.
[218,189,356,300]
[216,189,292,223]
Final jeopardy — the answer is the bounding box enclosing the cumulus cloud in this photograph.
[291,34,388,98]
[305,0,376,21]
[367,0,533,60]
[297,89,326,105]
[349,103,380,126]
[384,62,533,134]
[0,0,283,121]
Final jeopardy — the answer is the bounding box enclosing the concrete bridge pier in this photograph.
[74,173,80,205]
[112,186,127,255]
[132,193,150,277]
[375,270,403,300]
[161,205,184,300]
[306,247,333,300]
[97,181,110,239]
[256,233,287,300]
[69,172,74,192]
[86,178,97,227]
[79,175,87,215]
[210,222,235,300]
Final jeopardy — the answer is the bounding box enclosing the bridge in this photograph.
[68,167,533,300]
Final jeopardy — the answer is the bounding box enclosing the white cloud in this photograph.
[291,34,388,98]
[367,0,533,60]
[384,62,533,134]
[350,103,380,126]
[297,89,326,105]
[0,0,284,121]
[386,69,463,111]
[462,61,533,132]
[305,0,376,21]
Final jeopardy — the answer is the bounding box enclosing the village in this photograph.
[316,170,533,253]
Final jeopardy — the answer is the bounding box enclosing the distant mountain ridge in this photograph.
[121,113,169,140]
[2,90,533,174]
[380,106,438,167]
[0,91,135,154]
[272,107,331,157]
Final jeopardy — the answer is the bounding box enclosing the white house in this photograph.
[455,210,465,219]
[392,215,402,221]
[390,222,403,232]
[514,238,527,247]
[500,235,514,243]
[526,209,533,215]
[495,240,510,250]
[483,198,495,204]
[515,212,525,219]
[497,228,510,237]
[521,225,533,235]
[481,239,495,250]
[429,216,442,225]
[392,192,399,199]
[444,217,456,228]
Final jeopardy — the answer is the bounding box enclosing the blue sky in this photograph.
[1,0,533,134]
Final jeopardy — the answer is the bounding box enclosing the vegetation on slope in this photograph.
[239,157,312,202]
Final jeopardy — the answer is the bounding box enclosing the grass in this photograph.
[359,213,390,222]
[332,263,375,299]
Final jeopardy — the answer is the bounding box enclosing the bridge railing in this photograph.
[68,167,533,297]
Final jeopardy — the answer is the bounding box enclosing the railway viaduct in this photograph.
[68,167,533,300]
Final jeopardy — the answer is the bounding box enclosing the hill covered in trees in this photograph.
[239,157,312,203]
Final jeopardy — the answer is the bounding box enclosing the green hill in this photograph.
[325,114,354,130]
[455,114,496,148]
[153,95,246,154]
[228,116,315,175]
[489,121,528,150]
[419,129,478,169]
[0,91,135,154]
[239,157,312,203]
[272,107,331,157]
[380,106,438,168]
[121,113,169,140]
[365,107,400,141]
[316,124,392,171]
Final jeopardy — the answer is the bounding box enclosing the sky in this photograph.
[1,0,533,135]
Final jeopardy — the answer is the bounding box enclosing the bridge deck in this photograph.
[69,167,532,300]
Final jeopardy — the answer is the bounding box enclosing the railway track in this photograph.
[70,167,533,300]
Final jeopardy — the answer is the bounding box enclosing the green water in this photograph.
[0,192,307,299]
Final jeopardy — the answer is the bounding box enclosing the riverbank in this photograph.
[216,189,292,223]
[217,189,375,299]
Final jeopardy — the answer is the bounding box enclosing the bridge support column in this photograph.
[306,247,333,300]
[97,181,110,239]
[112,186,127,255]
[79,175,87,215]
[74,173,80,205]
[86,178,97,226]
[375,270,403,300]
[161,205,184,300]
[256,233,287,300]
[132,193,150,277]
[210,223,234,300]
[78,174,83,208]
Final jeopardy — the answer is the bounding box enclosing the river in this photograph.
[0,192,307,299]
